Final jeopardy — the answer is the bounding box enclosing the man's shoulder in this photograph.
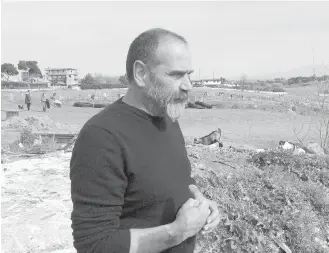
[81,100,126,135]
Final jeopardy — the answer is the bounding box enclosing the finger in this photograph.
[197,199,209,211]
[207,209,219,224]
[189,185,204,200]
[185,198,199,207]
[203,217,220,231]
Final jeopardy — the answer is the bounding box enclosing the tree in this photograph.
[17,60,42,78]
[1,63,19,81]
[81,73,94,85]
[220,77,227,84]
[81,73,99,89]
[119,74,129,86]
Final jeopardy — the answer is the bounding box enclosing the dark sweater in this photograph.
[70,97,196,253]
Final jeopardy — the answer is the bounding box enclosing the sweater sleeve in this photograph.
[70,125,130,253]
[174,121,196,186]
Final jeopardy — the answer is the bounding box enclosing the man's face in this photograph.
[143,37,193,122]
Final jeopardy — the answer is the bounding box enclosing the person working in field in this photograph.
[40,93,47,112]
[25,90,32,111]
[50,92,56,107]
[70,28,220,253]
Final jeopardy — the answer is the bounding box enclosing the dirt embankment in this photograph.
[1,115,80,134]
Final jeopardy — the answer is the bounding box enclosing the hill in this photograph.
[251,64,329,80]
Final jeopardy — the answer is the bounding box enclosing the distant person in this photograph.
[70,28,220,253]
[49,92,57,108]
[25,90,32,111]
[41,93,47,112]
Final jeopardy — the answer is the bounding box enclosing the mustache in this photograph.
[173,92,189,102]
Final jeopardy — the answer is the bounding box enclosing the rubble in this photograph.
[307,142,326,156]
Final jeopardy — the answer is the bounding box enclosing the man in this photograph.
[70,28,220,253]
[25,90,32,111]
[50,92,56,107]
[40,93,47,112]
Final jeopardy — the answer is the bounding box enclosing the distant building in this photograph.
[21,71,42,82]
[201,79,222,86]
[45,68,79,86]
[191,78,222,87]
[20,71,50,86]
[21,71,30,82]
[191,80,203,86]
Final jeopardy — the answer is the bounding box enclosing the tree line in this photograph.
[80,73,129,89]
[1,61,42,81]
[286,75,329,85]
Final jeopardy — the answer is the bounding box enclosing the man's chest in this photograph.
[121,126,192,209]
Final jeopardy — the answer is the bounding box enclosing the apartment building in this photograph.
[45,68,79,86]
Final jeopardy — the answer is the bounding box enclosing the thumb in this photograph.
[189,184,204,200]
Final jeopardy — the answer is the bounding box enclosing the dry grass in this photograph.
[190,145,329,253]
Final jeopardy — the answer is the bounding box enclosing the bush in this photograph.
[272,87,285,92]
[20,127,35,146]
[1,81,49,89]
[73,102,93,107]
[195,101,213,109]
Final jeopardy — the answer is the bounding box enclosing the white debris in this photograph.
[1,153,74,252]
[256,149,265,153]
[293,147,306,155]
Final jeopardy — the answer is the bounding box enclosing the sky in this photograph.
[2,1,329,80]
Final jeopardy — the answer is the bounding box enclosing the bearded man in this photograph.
[70,28,220,253]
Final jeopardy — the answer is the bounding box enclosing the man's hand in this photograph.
[173,198,210,242]
[189,184,221,235]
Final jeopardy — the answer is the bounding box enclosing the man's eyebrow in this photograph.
[168,70,194,75]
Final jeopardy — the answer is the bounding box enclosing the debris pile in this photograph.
[1,138,328,253]
[1,115,79,133]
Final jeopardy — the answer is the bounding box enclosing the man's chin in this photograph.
[166,102,187,122]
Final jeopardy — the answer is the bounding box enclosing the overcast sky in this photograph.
[2,1,329,79]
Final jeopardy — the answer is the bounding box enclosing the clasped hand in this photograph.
[189,184,220,235]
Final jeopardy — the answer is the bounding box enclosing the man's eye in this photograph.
[172,74,184,79]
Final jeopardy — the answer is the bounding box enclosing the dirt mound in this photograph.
[1,116,29,130]
[2,116,79,133]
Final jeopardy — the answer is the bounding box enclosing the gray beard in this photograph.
[144,72,188,122]
[144,87,187,122]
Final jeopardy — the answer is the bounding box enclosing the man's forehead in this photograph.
[154,36,193,72]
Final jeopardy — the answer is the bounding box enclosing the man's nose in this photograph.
[180,74,193,92]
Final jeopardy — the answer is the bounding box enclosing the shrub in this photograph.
[272,88,285,92]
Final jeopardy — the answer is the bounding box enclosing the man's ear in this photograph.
[133,60,147,88]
